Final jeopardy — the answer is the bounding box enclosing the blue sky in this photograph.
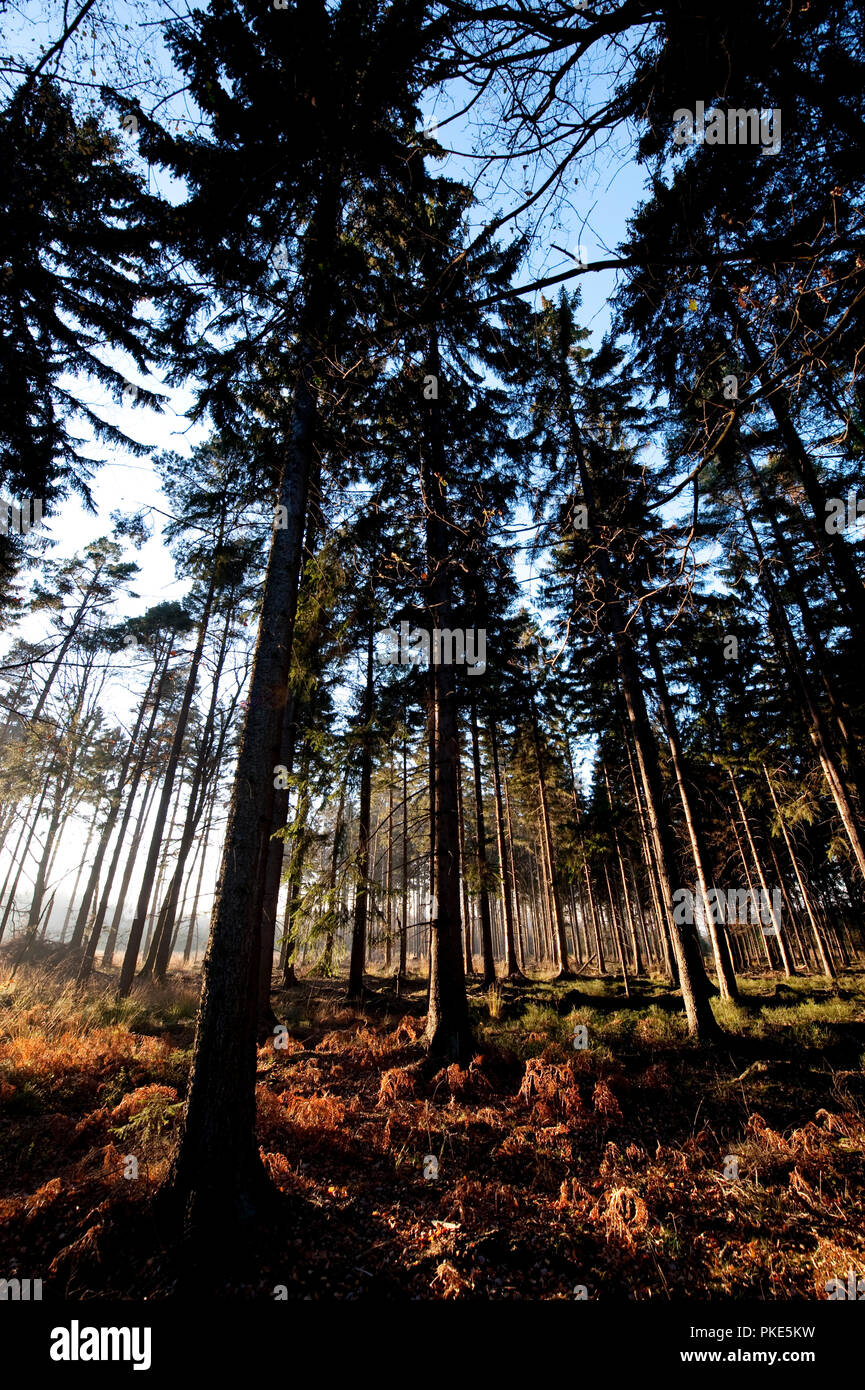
[1,1,661,913]
[3,2,655,617]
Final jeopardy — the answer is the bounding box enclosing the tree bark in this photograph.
[559,343,718,1035]
[763,765,835,978]
[423,330,472,1063]
[158,307,325,1228]
[470,699,496,986]
[72,656,161,959]
[119,571,218,997]
[347,623,375,1000]
[723,287,865,640]
[727,770,793,976]
[101,774,156,968]
[488,720,522,977]
[147,597,235,983]
[641,606,738,999]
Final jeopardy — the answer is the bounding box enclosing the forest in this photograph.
[0,0,864,1314]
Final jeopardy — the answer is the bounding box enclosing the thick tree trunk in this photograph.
[158,300,325,1228]
[423,331,472,1063]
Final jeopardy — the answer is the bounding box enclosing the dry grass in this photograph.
[0,961,863,1298]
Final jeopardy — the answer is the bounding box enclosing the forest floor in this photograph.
[0,949,864,1300]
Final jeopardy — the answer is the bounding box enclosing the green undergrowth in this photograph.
[475,972,865,1062]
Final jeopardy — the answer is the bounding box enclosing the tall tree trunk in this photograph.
[59,814,97,945]
[502,749,525,972]
[0,783,46,944]
[72,657,162,956]
[763,765,835,978]
[367,817,380,969]
[470,699,496,986]
[282,760,312,993]
[723,287,865,639]
[601,757,642,976]
[562,735,604,974]
[142,766,186,961]
[727,771,792,976]
[399,736,408,981]
[738,488,865,884]
[562,369,719,1037]
[320,781,345,979]
[26,564,107,727]
[183,787,216,965]
[148,599,235,983]
[621,718,673,981]
[347,624,375,1001]
[78,642,175,977]
[118,572,219,997]
[26,678,92,931]
[101,775,157,969]
[456,736,474,975]
[14,672,95,969]
[384,778,393,970]
[529,690,572,978]
[423,330,471,1063]
[744,453,865,789]
[488,721,522,978]
[641,607,738,999]
[158,299,325,1227]
[602,859,630,997]
[426,664,436,994]
[535,811,555,968]
[729,814,774,970]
